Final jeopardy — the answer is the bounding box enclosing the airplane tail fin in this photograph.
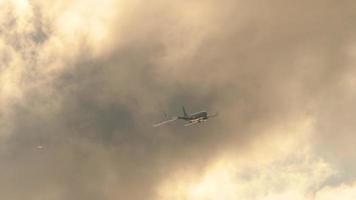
[182,106,188,117]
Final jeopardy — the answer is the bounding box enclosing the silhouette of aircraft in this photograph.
[153,106,218,127]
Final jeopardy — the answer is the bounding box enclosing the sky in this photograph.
[1,0,356,199]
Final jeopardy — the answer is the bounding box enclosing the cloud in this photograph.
[315,183,356,200]
[157,118,335,200]
[1,0,356,199]
[157,116,356,200]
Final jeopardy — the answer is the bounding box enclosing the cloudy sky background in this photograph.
[1,0,356,199]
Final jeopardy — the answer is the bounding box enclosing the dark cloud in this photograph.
[1,0,356,199]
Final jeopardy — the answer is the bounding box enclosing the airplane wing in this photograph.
[184,121,200,127]
[208,112,219,118]
[152,117,178,127]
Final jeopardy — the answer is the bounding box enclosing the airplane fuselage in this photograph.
[179,111,208,121]
[153,107,217,127]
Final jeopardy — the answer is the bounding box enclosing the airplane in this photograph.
[153,106,218,127]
